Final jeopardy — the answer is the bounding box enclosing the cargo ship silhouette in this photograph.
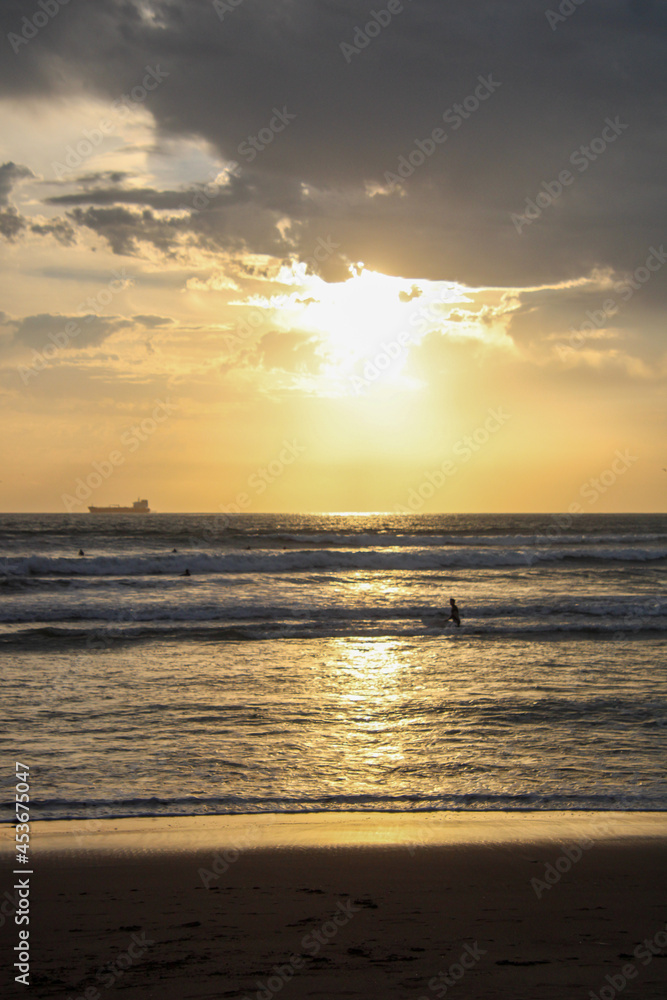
[88,498,151,513]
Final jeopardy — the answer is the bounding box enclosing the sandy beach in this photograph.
[2,812,667,999]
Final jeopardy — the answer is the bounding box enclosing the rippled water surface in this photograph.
[2,513,666,819]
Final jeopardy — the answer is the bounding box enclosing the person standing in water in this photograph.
[447,597,460,627]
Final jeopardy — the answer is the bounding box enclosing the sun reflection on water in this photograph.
[306,638,420,786]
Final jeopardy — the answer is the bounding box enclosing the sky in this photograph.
[1,0,665,513]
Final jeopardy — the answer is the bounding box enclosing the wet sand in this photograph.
[2,812,667,999]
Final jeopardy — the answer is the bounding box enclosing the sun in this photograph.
[228,261,503,397]
[263,264,474,376]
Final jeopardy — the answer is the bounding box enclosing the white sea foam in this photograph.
[2,543,666,579]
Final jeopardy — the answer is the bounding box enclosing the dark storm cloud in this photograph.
[65,199,297,259]
[2,0,666,290]
[48,186,201,210]
[5,312,130,350]
[65,205,192,256]
[74,171,132,188]
[0,160,77,245]
[0,208,27,240]
[45,168,349,267]
[0,208,77,246]
[132,314,174,327]
[29,218,77,245]
[0,162,33,238]
[0,162,34,205]
[46,169,318,220]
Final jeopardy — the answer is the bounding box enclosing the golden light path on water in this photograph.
[3,630,666,818]
[334,639,411,766]
[300,632,485,799]
[3,509,666,819]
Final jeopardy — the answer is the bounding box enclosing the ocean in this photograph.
[1,512,666,822]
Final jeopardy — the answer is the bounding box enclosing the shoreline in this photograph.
[2,809,666,855]
[3,811,666,998]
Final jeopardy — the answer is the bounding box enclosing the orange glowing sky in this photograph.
[1,1,665,513]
